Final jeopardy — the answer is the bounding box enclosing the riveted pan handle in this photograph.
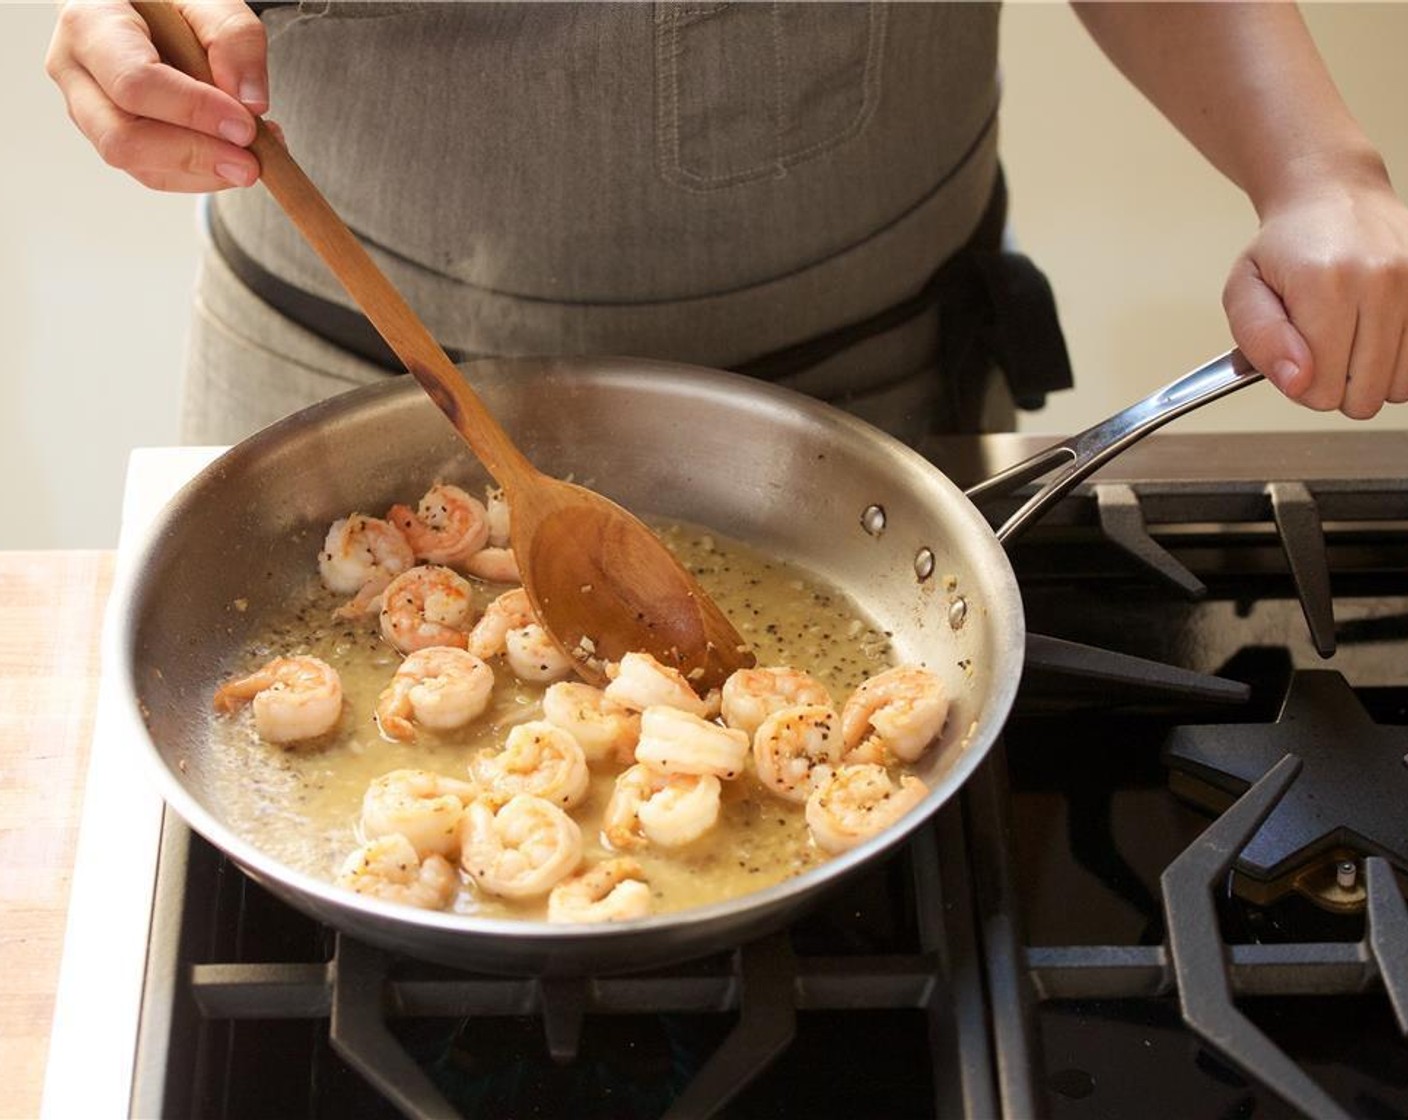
[964,349,1263,544]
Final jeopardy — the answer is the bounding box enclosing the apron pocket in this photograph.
[655,1,886,191]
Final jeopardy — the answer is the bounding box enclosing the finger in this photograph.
[1340,309,1397,420]
[1288,273,1364,413]
[1369,255,1408,406]
[1385,324,1408,405]
[64,1,256,146]
[61,61,258,191]
[1221,255,1315,400]
[1256,255,1363,413]
[176,0,269,113]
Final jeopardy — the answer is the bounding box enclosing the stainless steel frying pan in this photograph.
[114,348,1258,975]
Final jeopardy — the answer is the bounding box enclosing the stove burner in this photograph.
[1164,670,1408,910]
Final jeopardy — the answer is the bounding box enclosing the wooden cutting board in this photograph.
[0,550,113,1120]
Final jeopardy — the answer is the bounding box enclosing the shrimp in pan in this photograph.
[471,720,591,810]
[603,762,722,850]
[467,587,535,660]
[633,705,749,780]
[841,665,949,765]
[505,623,576,683]
[213,655,343,744]
[379,565,475,654]
[805,763,929,854]
[318,513,414,600]
[547,857,653,923]
[336,833,458,911]
[463,546,520,584]
[333,576,391,621]
[540,681,640,767]
[360,767,479,859]
[484,485,511,548]
[459,794,583,899]
[466,488,519,581]
[388,482,490,567]
[375,646,494,741]
[603,652,714,718]
[752,703,843,804]
[720,666,832,741]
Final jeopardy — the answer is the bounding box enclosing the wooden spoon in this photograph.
[135,2,753,690]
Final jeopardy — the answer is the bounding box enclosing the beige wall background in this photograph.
[1000,1,1408,439]
[5,2,1408,549]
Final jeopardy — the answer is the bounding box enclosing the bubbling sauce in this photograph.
[206,523,896,920]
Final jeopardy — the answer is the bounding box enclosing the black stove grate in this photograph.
[980,448,1408,1120]
[1162,754,1408,1119]
[133,794,995,1120]
[1165,670,1408,896]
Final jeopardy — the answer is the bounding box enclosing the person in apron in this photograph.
[45,2,1408,441]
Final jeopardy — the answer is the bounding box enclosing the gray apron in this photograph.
[184,2,1061,446]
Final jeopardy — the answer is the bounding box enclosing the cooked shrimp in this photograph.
[332,573,391,620]
[388,482,490,567]
[471,720,590,810]
[603,762,722,849]
[463,546,520,584]
[505,623,576,683]
[805,763,929,854]
[753,703,843,803]
[634,705,749,780]
[375,647,495,741]
[720,666,832,741]
[318,513,414,597]
[541,681,640,766]
[603,652,711,718]
[212,655,343,744]
[841,665,949,764]
[336,833,458,911]
[379,565,475,654]
[467,587,534,659]
[547,857,653,923]
[458,794,583,899]
[484,485,511,548]
[360,768,480,859]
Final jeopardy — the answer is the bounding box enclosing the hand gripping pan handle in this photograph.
[964,349,1263,544]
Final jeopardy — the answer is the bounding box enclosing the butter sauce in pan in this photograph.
[205,514,950,923]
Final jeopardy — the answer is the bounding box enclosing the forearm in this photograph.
[1071,1,1390,217]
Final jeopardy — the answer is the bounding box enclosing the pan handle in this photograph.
[964,348,1262,544]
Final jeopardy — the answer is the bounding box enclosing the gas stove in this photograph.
[43,433,1408,1119]
[967,431,1408,1120]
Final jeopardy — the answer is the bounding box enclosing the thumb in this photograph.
[1222,255,1313,399]
[176,0,269,115]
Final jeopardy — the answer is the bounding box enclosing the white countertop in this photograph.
[42,447,225,1120]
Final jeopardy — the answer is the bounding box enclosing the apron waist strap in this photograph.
[736,169,1074,411]
[209,169,1072,410]
[208,203,456,370]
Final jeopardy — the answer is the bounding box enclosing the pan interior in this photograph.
[124,356,1022,938]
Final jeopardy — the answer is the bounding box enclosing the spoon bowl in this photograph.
[513,478,750,688]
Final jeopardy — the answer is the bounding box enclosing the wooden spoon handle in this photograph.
[133,1,537,490]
